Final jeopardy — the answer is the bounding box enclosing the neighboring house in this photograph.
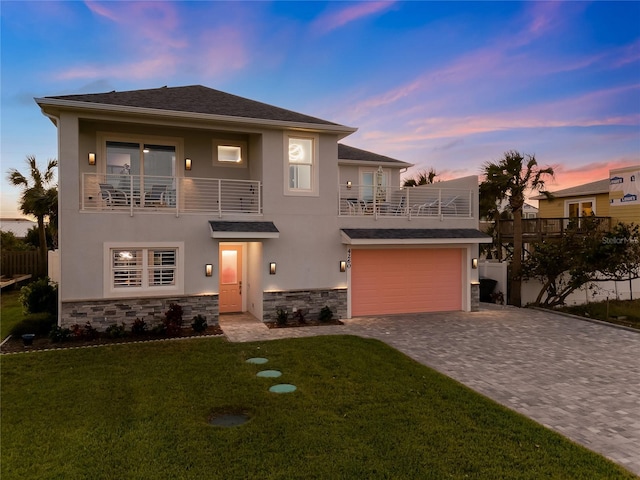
[533,165,640,225]
[36,85,489,329]
[0,218,37,238]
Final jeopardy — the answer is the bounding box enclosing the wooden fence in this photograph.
[1,250,44,278]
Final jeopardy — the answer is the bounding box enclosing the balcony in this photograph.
[81,174,262,216]
[496,216,612,241]
[339,184,473,219]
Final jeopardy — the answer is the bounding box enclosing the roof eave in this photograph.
[34,97,358,136]
[338,159,414,168]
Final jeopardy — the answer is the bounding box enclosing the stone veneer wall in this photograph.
[60,294,218,331]
[471,283,480,312]
[263,288,347,323]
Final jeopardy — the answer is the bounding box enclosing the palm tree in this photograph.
[480,151,554,307]
[403,168,437,187]
[6,156,58,276]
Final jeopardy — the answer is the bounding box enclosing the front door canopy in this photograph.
[209,221,279,239]
[340,228,492,245]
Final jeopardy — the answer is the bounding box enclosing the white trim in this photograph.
[564,197,597,217]
[283,132,319,197]
[211,231,279,239]
[213,139,247,168]
[103,242,185,298]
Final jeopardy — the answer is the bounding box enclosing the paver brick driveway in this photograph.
[221,305,640,476]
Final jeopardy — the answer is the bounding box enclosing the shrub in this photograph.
[105,323,128,339]
[292,308,307,324]
[191,314,207,333]
[19,277,58,315]
[71,322,99,340]
[131,318,148,335]
[49,325,72,343]
[163,303,183,337]
[9,313,56,336]
[276,308,288,326]
[319,306,334,323]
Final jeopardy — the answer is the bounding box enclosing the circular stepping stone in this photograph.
[209,413,250,427]
[269,384,297,393]
[257,370,282,378]
[246,357,268,364]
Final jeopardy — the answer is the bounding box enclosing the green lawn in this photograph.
[1,336,634,479]
[0,290,24,340]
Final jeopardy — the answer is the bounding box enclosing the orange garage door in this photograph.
[351,248,462,316]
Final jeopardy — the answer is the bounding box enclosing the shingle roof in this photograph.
[531,179,609,200]
[338,144,411,167]
[43,85,345,127]
[341,228,491,240]
[209,221,279,233]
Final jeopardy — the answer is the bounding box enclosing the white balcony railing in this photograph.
[339,184,472,218]
[82,174,262,216]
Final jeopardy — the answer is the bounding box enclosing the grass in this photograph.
[2,336,635,479]
[557,299,640,330]
[1,290,24,340]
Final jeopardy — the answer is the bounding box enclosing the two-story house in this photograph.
[36,85,489,329]
[534,165,640,225]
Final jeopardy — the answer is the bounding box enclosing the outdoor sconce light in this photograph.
[185,158,192,171]
[88,152,96,165]
[269,262,277,275]
[339,261,347,272]
[472,258,478,269]
[346,181,352,189]
[205,264,213,277]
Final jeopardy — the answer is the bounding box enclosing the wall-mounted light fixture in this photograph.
[339,261,347,272]
[346,181,352,189]
[205,264,213,277]
[269,262,277,275]
[88,152,96,165]
[471,258,478,269]
[185,158,192,171]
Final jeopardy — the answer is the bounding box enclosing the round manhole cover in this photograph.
[208,412,251,427]
[246,357,268,364]
[257,370,282,378]
[269,384,297,393]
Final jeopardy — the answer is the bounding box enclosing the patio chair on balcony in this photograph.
[413,198,439,216]
[440,196,460,215]
[99,183,129,206]
[144,184,168,206]
[346,198,360,215]
[392,196,406,215]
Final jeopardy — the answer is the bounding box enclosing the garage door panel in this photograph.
[351,248,462,316]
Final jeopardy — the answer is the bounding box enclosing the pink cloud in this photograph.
[312,1,396,34]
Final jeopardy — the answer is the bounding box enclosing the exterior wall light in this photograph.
[339,261,347,272]
[205,264,213,277]
[88,152,96,165]
[185,158,192,171]
[472,258,478,269]
[269,262,276,275]
[346,181,352,189]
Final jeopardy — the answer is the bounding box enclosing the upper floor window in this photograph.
[285,134,318,196]
[214,140,247,168]
[566,198,595,217]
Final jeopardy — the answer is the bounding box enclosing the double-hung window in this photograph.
[285,134,318,195]
[105,243,183,296]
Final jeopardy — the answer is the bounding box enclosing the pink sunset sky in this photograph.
[1,1,639,216]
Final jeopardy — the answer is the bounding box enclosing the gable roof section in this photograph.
[531,179,609,200]
[36,85,357,135]
[341,228,491,245]
[338,144,412,168]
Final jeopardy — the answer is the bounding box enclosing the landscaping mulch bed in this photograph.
[266,319,344,329]
[0,325,224,354]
